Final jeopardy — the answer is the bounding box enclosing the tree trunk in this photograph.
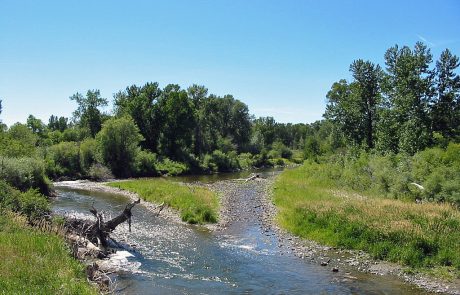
[87,198,140,249]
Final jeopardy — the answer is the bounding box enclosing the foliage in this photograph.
[0,181,50,221]
[273,162,460,273]
[79,137,99,173]
[0,123,38,157]
[0,157,50,195]
[48,115,69,132]
[326,42,460,155]
[156,158,189,176]
[87,163,113,181]
[97,116,143,178]
[202,150,240,173]
[0,212,96,294]
[47,141,81,178]
[134,150,158,177]
[108,178,218,224]
[70,89,108,137]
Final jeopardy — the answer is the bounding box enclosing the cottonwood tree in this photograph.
[70,90,108,137]
[325,60,382,149]
[431,49,460,139]
[114,82,162,152]
[381,42,434,154]
[97,116,143,178]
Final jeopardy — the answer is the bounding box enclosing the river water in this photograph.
[52,170,428,295]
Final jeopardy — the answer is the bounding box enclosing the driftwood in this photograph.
[87,198,141,249]
[65,198,141,253]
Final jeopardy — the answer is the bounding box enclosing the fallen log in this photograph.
[86,198,141,249]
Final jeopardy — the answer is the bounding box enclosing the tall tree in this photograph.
[431,49,460,139]
[114,82,162,152]
[70,90,108,137]
[381,42,434,154]
[325,60,382,149]
[187,84,208,155]
[349,59,382,148]
[158,88,195,160]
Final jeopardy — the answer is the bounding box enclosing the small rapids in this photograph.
[53,175,428,295]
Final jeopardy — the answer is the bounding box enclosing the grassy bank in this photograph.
[107,178,219,224]
[273,162,460,277]
[0,212,96,294]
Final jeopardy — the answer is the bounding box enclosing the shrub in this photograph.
[134,150,158,177]
[87,163,113,181]
[47,142,81,178]
[156,158,189,176]
[203,150,240,172]
[0,157,50,195]
[0,180,50,221]
[79,138,99,173]
[237,152,255,169]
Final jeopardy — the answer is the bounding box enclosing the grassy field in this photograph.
[273,162,460,277]
[0,212,97,294]
[107,178,219,224]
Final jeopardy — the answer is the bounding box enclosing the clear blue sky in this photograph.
[1,0,459,126]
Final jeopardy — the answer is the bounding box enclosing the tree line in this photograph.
[0,41,458,203]
[324,42,459,155]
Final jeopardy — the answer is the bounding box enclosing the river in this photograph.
[52,170,428,294]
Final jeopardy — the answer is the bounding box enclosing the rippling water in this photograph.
[53,177,427,295]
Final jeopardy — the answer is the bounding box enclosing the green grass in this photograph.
[0,212,97,295]
[273,162,460,277]
[107,178,219,224]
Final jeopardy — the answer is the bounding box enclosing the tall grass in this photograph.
[107,178,219,224]
[273,162,460,275]
[0,212,97,294]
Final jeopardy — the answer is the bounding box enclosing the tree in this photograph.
[431,49,460,139]
[158,89,195,160]
[114,83,162,152]
[26,115,46,136]
[187,84,208,155]
[324,60,382,149]
[97,116,143,178]
[324,80,363,145]
[48,115,68,132]
[382,42,434,154]
[349,60,382,148]
[0,123,38,157]
[70,90,108,137]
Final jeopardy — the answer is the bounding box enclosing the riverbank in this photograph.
[0,212,97,294]
[271,163,460,294]
[53,177,459,294]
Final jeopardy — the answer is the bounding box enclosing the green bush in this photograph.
[135,150,158,177]
[0,157,50,195]
[156,158,189,176]
[0,180,50,221]
[79,138,99,174]
[97,116,143,178]
[237,152,255,169]
[202,150,240,172]
[47,141,81,178]
[0,123,38,158]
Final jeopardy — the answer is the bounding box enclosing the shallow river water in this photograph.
[53,171,428,294]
